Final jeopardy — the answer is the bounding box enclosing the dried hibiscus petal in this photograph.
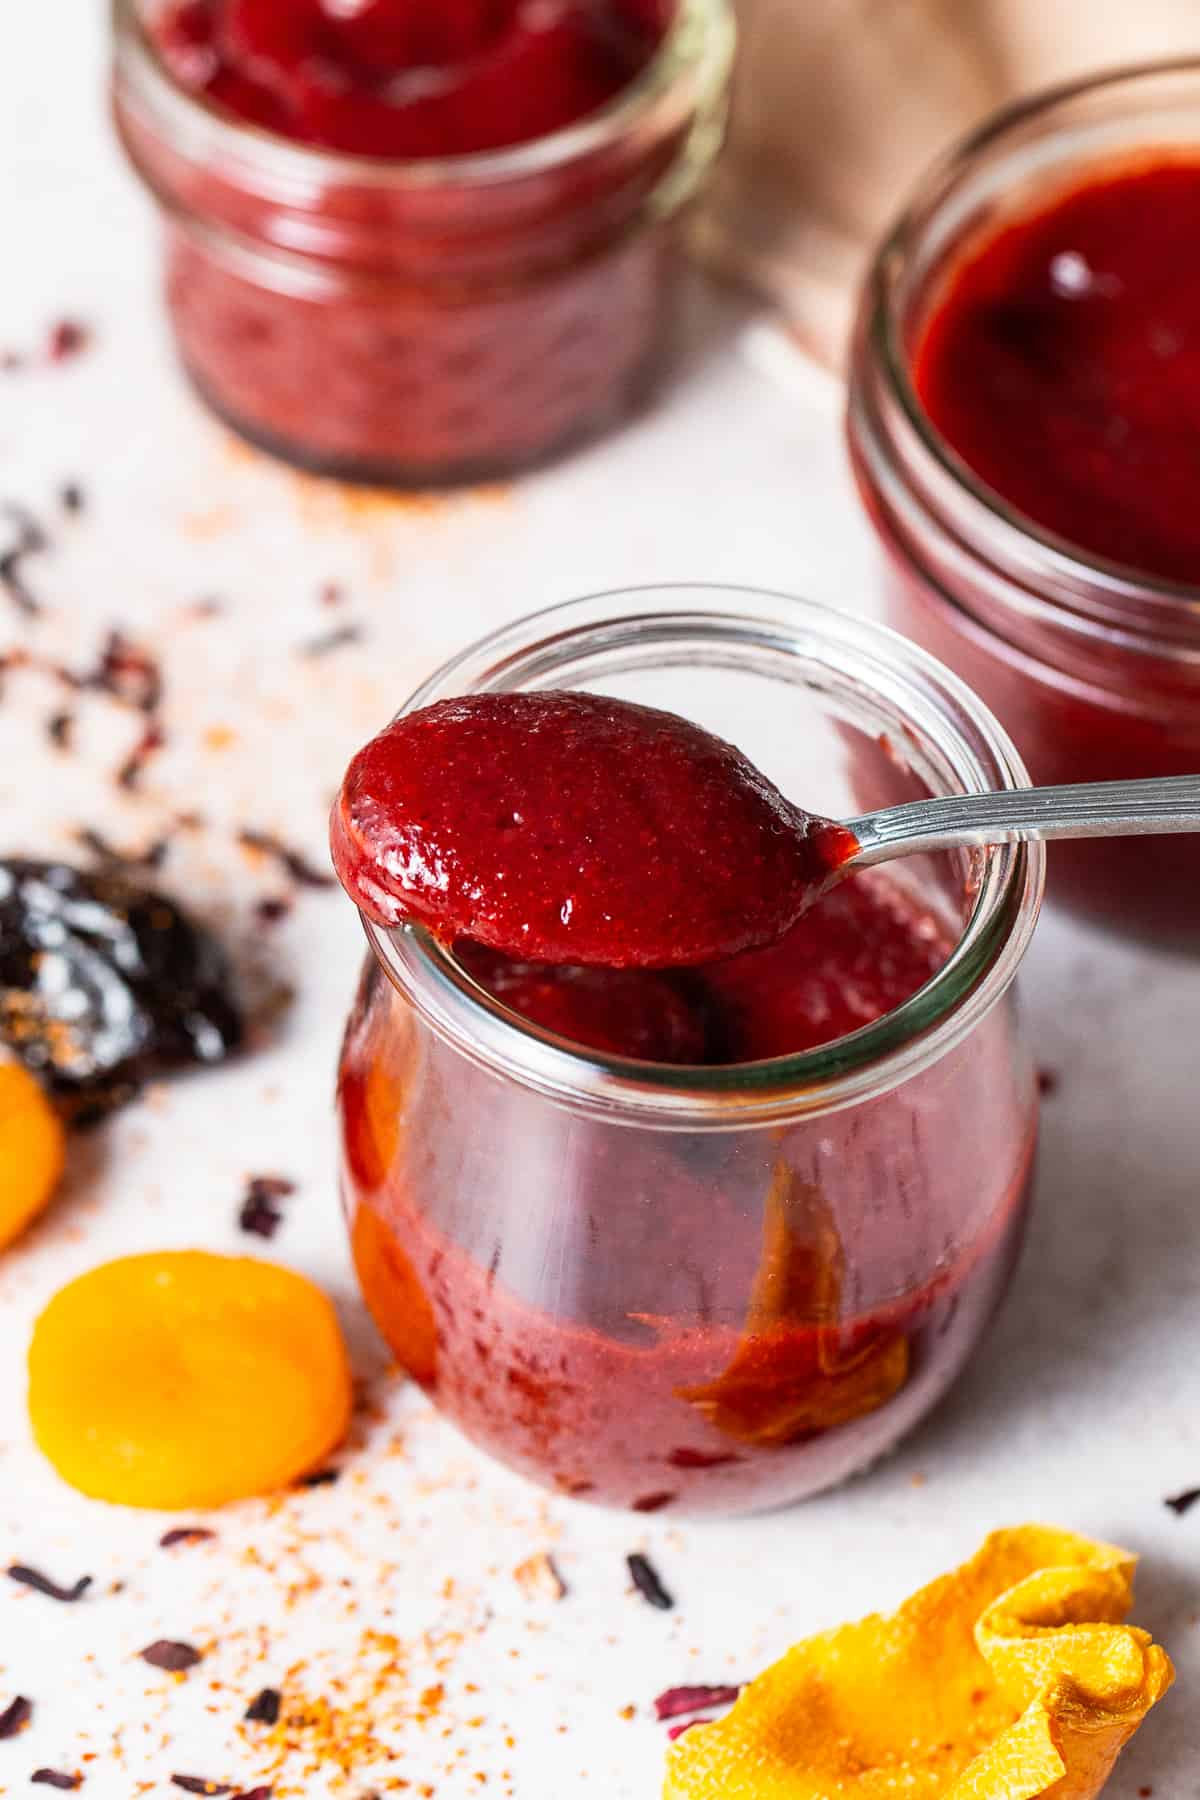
[244,1688,281,1725]
[7,1564,92,1603]
[140,1640,203,1673]
[0,1695,32,1738]
[627,1553,673,1611]
[654,1686,741,1722]
[0,860,242,1121]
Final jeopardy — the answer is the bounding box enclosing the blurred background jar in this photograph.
[847,62,1200,950]
[112,0,734,485]
[337,587,1043,1516]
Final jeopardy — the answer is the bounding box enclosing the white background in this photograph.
[1,7,1198,1796]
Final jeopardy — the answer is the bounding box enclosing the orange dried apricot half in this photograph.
[0,1063,66,1248]
[28,1251,352,1508]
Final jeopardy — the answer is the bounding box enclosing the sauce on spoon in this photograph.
[331,691,857,968]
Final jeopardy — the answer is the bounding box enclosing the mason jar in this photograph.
[337,586,1042,1515]
[111,0,734,484]
[848,61,1200,949]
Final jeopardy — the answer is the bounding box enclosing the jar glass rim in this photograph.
[359,584,1044,1130]
[867,55,1200,611]
[111,0,735,190]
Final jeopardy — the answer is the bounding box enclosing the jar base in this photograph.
[179,351,664,492]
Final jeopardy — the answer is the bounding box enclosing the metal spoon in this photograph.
[843,774,1200,868]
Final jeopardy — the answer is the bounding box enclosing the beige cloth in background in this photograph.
[694,0,1200,366]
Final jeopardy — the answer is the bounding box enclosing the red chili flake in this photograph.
[236,830,334,890]
[230,1789,272,1800]
[32,1773,83,1790]
[298,623,362,659]
[176,810,207,831]
[171,1778,233,1794]
[666,1719,709,1741]
[47,711,75,751]
[667,1448,740,1470]
[254,896,293,927]
[140,1640,203,1673]
[653,1686,741,1722]
[1139,1786,1155,1797]
[60,483,84,515]
[159,1527,216,1550]
[238,1175,296,1240]
[632,1492,676,1514]
[0,1696,32,1738]
[116,719,166,791]
[627,1553,673,1612]
[295,1467,340,1488]
[47,321,90,363]
[75,828,169,872]
[244,1688,281,1725]
[7,1565,92,1604]
[1165,1486,1200,1515]
[319,582,344,608]
[1037,1067,1060,1098]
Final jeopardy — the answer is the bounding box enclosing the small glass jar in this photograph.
[111,0,734,485]
[847,61,1200,950]
[336,585,1042,1516]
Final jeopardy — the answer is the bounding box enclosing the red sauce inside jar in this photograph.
[340,870,1032,1511]
[915,159,1200,584]
[153,0,670,156]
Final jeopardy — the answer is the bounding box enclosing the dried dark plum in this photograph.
[0,860,243,1120]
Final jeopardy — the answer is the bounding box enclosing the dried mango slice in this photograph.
[0,1063,66,1248]
[664,1526,1173,1800]
[28,1251,352,1508]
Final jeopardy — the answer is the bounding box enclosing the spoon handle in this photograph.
[847,774,1200,866]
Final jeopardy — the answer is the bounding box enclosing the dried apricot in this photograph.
[0,1063,65,1248]
[28,1251,352,1508]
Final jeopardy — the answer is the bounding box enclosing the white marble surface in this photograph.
[1,6,1198,1797]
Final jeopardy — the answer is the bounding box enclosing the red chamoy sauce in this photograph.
[331,692,857,967]
[335,694,1033,1511]
[915,160,1200,583]
[154,0,669,157]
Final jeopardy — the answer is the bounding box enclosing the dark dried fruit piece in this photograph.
[159,1527,216,1549]
[244,1687,281,1725]
[0,860,243,1121]
[627,1552,673,1611]
[230,1789,273,1800]
[653,1685,741,1721]
[32,1773,83,1790]
[7,1565,92,1603]
[140,1640,203,1673]
[171,1777,233,1794]
[0,1695,32,1738]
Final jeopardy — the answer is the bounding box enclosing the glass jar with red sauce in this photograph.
[848,61,1200,950]
[111,0,734,484]
[336,586,1042,1516]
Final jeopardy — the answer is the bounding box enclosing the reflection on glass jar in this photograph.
[111,0,734,485]
[337,587,1043,1514]
[848,61,1200,950]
